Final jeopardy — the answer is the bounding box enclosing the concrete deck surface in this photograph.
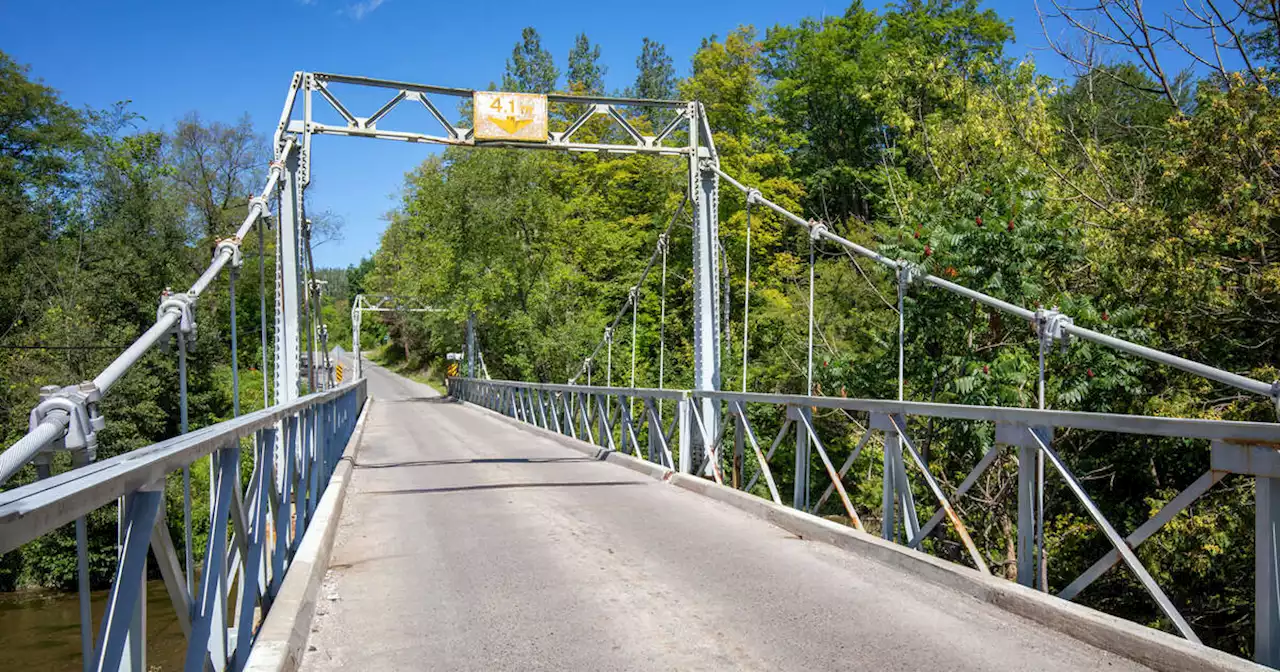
[299,360,1147,671]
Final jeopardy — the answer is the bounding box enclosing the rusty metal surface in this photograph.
[473,91,548,142]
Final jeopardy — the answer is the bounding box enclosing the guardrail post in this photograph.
[678,397,692,473]
[99,481,163,672]
[997,422,1046,589]
[597,394,611,448]
[871,413,898,540]
[868,413,919,543]
[184,442,238,670]
[1261,477,1280,666]
[788,405,810,510]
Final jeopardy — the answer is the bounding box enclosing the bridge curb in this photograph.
[459,397,1265,672]
[243,396,374,672]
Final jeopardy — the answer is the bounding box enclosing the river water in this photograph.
[0,580,185,670]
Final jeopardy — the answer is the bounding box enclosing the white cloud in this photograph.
[345,0,385,19]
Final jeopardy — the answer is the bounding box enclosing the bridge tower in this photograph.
[272,72,310,406]
[686,103,721,476]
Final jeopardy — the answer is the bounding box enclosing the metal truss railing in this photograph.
[449,376,1280,653]
[0,379,366,672]
[452,379,686,472]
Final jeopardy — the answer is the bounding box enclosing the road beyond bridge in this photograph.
[299,359,1146,671]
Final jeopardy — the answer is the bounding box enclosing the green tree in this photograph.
[567,33,605,95]
[502,27,559,94]
[169,112,263,241]
[633,37,676,99]
[0,52,86,345]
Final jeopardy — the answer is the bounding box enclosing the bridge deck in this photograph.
[300,362,1148,671]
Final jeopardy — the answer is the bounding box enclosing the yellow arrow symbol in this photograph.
[490,115,533,135]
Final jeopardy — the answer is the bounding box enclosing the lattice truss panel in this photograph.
[287,72,696,156]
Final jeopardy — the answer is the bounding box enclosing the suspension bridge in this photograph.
[0,71,1277,672]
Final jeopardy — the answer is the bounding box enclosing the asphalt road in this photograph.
[299,359,1148,671]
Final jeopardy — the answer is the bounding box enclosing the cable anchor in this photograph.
[215,238,243,269]
[158,288,197,353]
[896,261,922,287]
[1036,307,1074,354]
[29,381,103,463]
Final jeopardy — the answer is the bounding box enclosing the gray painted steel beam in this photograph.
[1259,476,1280,666]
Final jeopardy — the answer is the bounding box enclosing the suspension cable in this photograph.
[659,233,668,392]
[629,288,638,389]
[231,268,240,417]
[1,137,297,472]
[807,232,815,395]
[721,238,731,376]
[709,164,1280,406]
[569,195,688,384]
[898,267,906,402]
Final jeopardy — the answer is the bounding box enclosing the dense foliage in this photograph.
[361,5,1280,656]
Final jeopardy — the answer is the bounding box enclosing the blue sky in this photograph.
[0,0,1070,268]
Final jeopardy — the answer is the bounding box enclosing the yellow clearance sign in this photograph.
[447,362,459,377]
[473,91,548,143]
[335,364,344,382]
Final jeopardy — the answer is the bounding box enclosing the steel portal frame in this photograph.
[273,71,724,462]
[349,294,444,379]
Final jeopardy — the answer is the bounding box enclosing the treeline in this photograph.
[363,1,1280,656]
[0,52,342,590]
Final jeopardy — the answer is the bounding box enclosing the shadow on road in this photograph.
[383,396,457,404]
[365,480,648,495]
[356,456,604,469]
